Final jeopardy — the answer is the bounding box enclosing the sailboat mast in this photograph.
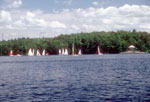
[98,46,100,54]
[72,43,74,55]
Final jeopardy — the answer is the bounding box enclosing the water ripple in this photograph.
[0,54,150,102]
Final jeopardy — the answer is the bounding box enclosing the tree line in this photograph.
[0,30,150,56]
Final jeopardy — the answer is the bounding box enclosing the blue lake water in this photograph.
[0,54,150,102]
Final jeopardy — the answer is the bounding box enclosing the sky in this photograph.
[0,0,150,40]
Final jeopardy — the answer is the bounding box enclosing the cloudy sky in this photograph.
[0,0,150,40]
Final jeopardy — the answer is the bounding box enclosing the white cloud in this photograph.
[55,0,72,5]
[9,0,22,8]
[5,25,13,29]
[0,10,12,23]
[14,20,24,27]
[13,11,66,29]
[63,0,72,5]
[0,4,150,40]
[49,21,66,29]
[71,25,79,30]
[92,0,117,7]
[2,0,22,9]
[92,1,99,6]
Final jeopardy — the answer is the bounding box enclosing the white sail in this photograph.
[59,49,61,55]
[98,46,103,55]
[36,50,41,56]
[78,49,82,55]
[42,49,46,56]
[66,49,68,55]
[28,48,33,56]
[62,49,65,55]
[9,50,13,56]
[64,49,68,55]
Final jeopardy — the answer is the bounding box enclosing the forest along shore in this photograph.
[0,30,150,56]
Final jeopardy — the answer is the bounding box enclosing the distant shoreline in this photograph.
[0,53,149,57]
[120,51,146,54]
[0,30,150,56]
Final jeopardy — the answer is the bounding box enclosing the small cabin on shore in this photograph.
[128,45,136,52]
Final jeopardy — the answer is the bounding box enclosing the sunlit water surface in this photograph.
[0,54,150,102]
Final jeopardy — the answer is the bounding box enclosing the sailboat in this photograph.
[98,46,103,55]
[78,49,82,55]
[66,49,68,55]
[64,48,68,55]
[42,49,46,56]
[62,48,65,55]
[36,50,41,56]
[16,54,22,56]
[59,49,62,55]
[28,48,33,56]
[9,50,13,56]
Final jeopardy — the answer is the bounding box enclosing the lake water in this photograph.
[0,54,150,102]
